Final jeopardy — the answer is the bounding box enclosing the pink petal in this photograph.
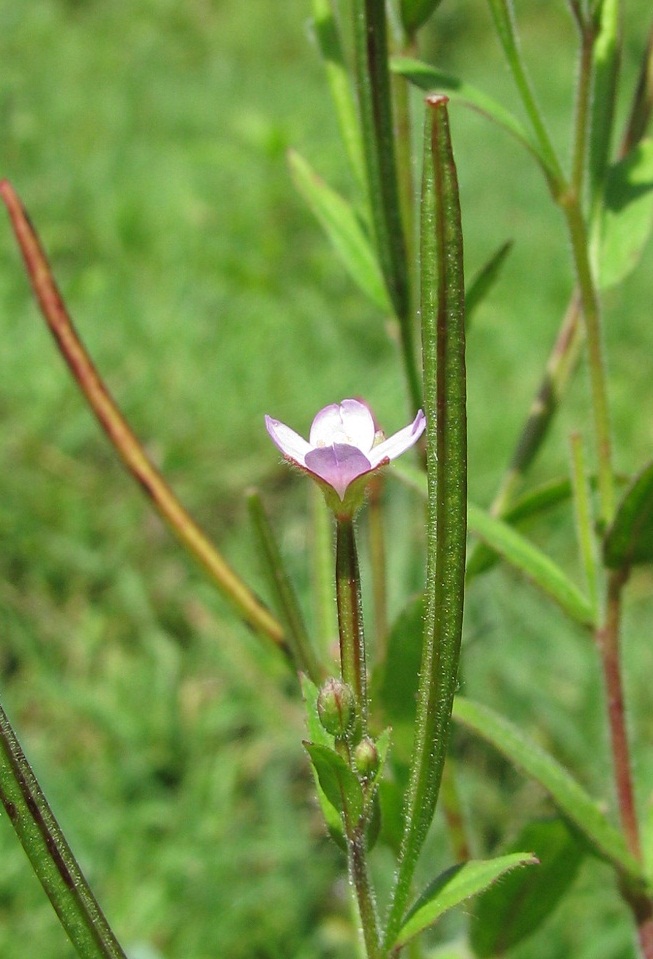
[265,415,312,466]
[309,399,376,453]
[304,444,372,499]
[368,410,426,467]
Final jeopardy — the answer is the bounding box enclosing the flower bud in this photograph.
[353,736,379,779]
[317,678,355,737]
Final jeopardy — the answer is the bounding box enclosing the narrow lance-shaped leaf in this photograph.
[300,675,347,851]
[470,818,586,957]
[468,502,595,628]
[312,0,366,190]
[604,460,653,568]
[399,0,444,36]
[394,854,537,949]
[288,150,390,312]
[385,95,467,948]
[588,0,620,202]
[0,702,128,959]
[599,138,653,289]
[452,698,644,883]
[391,57,553,180]
[247,490,322,682]
[304,742,364,825]
[485,0,564,190]
[465,239,513,326]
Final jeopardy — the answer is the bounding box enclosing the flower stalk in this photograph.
[335,517,369,739]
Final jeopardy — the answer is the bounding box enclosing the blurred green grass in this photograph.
[1,0,653,956]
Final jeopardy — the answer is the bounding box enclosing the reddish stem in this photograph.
[595,568,641,862]
[0,179,285,649]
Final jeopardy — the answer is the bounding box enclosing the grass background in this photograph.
[1,1,653,956]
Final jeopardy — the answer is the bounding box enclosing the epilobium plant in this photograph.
[2,2,653,958]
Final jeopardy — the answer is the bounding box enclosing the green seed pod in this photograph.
[317,678,355,737]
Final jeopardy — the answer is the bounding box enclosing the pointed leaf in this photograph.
[468,503,595,627]
[452,697,643,883]
[300,675,347,850]
[470,818,585,956]
[600,139,653,288]
[304,742,364,823]
[288,150,390,311]
[467,476,575,578]
[391,58,553,178]
[393,854,537,949]
[373,595,423,760]
[311,0,366,189]
[378,779,405,853]
[604,461,653,568]
[465,240,513,326]
[400,0,444,35]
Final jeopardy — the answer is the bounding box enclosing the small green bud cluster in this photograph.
[317,678,355,737]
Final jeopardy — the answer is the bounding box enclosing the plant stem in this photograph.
[336,517,369,737]
[351,0,421,411]
[334,518,380,958]
[596,569,653,959]
[596,568,641,862]
[571,20,594,199]
[563,198,615,526]
[569,431,599,614]
[347,827,382,959]
[0,180,285,652]
[0,701,127,959]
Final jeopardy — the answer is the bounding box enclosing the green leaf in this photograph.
[311,0,366,189]
[468,502,595,628]
[466,476,575,578]
[304,742,364,823]
[599,139,653,288]
[391,57,553,178]
[393,854,537,949]
[465,240,513,326]
[452,698,644,883]
[399,0,444,35]
[300,675,347,850]
[378,779,405,853]
[373,595,423,760]
[287,150,390,311]
[604,460,653,568]
[470,818,585,956]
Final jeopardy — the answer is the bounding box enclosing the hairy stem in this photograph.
[336,518,369,737]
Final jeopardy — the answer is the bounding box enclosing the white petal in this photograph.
[265,415,312,466]
[309,399,376,452]
[368,410,426,467]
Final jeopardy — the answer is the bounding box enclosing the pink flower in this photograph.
[265,399,425,513]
